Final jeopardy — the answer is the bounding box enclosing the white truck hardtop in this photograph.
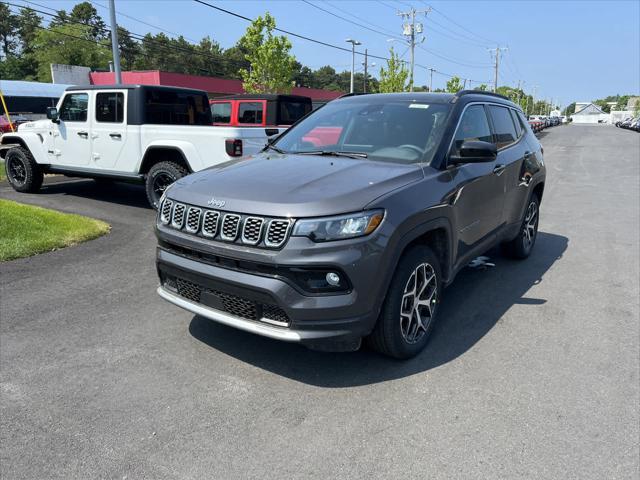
[0,84,286,208]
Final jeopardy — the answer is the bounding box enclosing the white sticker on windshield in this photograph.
[409,104,430,109]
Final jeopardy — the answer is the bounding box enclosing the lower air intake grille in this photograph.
[215,290,257,321]
[168,275,289,325]
[176,277,201,303]
[262,304,289,324]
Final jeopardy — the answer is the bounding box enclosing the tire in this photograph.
[367,245,442,359]
[502,193,540,259]
[145,160,188,210]
[4,146,43,193]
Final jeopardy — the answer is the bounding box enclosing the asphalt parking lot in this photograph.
[1,125,638,479]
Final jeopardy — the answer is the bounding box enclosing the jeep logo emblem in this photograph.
[207,197,226,208]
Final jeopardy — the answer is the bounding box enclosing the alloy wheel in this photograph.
[152,173,174,203]
[523,201,538,249]
[7,157,27,186]
[400,262,437,344]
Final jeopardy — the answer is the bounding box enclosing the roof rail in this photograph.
[455,90,511,101]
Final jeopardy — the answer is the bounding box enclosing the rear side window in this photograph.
[238,102,263,124]
[59,93,88,122]
[509,109,523,138]
[144,90,211,125]
[96,92,124,123]
[488,105,518,149]
[211,102,231,123]
[279,101,311,125]
[452,104,492,154]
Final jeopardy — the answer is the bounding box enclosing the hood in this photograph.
[18,119,51,132]
[168,152,424,217]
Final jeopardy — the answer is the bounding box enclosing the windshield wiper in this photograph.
[263,143,287,154]
[293,150,368,159]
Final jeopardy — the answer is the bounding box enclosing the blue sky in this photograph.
[17,0,640,106]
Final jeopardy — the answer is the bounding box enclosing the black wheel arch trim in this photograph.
[140,146,194,175]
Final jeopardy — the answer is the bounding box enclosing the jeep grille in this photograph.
[161,199,294,250]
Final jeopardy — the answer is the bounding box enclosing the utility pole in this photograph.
[532,85,538,115]
[345,38,361,94]
[108,0,122,84]
[428,67,435,92]
[397,6,430,92]
[363,49,368,93]
[362,50,375,93]
[487,45,508,93]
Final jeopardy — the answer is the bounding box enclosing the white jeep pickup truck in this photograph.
[0,84,286,208]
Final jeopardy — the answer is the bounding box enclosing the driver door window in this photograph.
[452,104,492,155]
[59,93,88,122]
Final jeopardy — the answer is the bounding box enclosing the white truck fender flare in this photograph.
[140,141,203,173]
[0,132,48,164]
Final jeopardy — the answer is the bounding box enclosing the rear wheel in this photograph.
[4,147,43,193]
[503,194,540,259]
[145,161,188,209]
[367,246,441,359]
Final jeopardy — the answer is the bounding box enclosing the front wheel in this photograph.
[503,194,540,259]
[145,161,188,209]
[367,246,442,359]
[4,147,43,193]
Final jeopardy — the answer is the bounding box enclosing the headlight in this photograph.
[292,210,384,242]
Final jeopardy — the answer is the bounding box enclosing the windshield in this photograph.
[274,100,451,164]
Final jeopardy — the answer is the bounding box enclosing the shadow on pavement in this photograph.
[37,177,152,210]
[189,231,568,387]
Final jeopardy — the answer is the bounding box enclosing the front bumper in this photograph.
[156,246,381,345]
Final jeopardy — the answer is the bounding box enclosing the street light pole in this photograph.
[108,0,122,84]
[345,38,361,94]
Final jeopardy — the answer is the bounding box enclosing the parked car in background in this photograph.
[155,90,546,359]
[0,115,17,134]
[1,84,270,208]
[210,94,312,155]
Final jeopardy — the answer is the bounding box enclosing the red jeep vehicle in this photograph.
[209,94,312,129]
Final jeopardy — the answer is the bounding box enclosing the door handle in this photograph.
[524,151,534,159]
[493,164,506,176]
[109,133,122,139]
[77,131,88,138]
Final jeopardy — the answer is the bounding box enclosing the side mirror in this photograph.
[267,133,281,145]
[46,107,59,122]
[449,140,497,165]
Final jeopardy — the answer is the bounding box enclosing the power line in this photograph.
[301,0,404,41]
[424,2,498,45]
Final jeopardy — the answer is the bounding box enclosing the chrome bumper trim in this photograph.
[157,286,349,342]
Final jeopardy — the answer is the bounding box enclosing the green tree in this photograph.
[69,2,107,40]
[445,76,463,93]
[474,84,489,91]
[378,47,408,93]
[31,22,111,81]
[238,12,296,94]
[563,102,576,116]
[0,3,17,59]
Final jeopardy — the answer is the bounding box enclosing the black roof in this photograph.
[336,91,518,108]
[213,93,312,102]
[65,84,208,94]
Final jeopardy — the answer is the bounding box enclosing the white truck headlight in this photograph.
[292,210,384,242]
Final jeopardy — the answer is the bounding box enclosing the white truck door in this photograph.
[54,91,92,166]
[91,90,128,169]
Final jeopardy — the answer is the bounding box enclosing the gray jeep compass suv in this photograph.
[155,91,545,359]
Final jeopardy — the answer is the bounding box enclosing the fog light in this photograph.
[326,272,341,286]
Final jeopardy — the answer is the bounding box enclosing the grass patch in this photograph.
[0,160,5,181]
[0,199,110,261]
